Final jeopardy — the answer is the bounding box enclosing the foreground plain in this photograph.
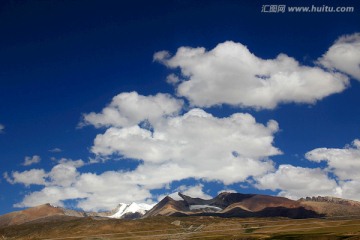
[1,215,360,240]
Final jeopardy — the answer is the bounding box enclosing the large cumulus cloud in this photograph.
[155,41,349,109]
[318,33,360,81]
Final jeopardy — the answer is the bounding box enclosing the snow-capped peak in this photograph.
[108,202,154,219]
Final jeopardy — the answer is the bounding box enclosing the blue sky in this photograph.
[1,0,360,214]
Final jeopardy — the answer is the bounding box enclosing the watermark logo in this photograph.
[261,5,355,13]
[262,5,286,13]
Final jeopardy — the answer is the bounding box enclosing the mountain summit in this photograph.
[109,202,154,219]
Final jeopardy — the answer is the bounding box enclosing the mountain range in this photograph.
[2,192,360,227]
[146,192,318,218]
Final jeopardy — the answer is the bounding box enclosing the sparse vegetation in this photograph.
[0,216,360,239]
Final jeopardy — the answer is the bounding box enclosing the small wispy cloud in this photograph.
[3,172,13,184]
[48,148,62,153]
[0,124,4,133]
[51,157,85,168]
[22,155,41,166]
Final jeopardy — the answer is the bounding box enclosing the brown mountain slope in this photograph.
[224,194,301,212]
[0,204,116,227]
[209,192,255,208]
[0,204,67,227]
[143,196,188,217]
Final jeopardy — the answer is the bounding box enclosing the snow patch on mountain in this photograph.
[189,205,222,211]
[108,202,154,219]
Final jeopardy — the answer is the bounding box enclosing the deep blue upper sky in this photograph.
[0,0,360,214]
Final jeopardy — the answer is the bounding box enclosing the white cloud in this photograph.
[13,169,153,211]
[255,164,340,199]
[8,162,153,211]
[22,155,41,166]
[305,139,360,181]
[157,184,212,202]
[318,33,360,80]
[7,158,85,188]
[153,50,171,61]
[48,164,79,188]
[338,180,360,201]
[91,108,280,184]
[49,148,62,153]
[256,138,360,201]
[14,187,88,208]
[73,172,153,211]
[166,73,180,85]
[155,41,349,109]
[92,108,281,160]
[177,184,212,199]
[5,169,47,186]
[0,124,4,133]
[54,158,85,168]
[80,91,183,128]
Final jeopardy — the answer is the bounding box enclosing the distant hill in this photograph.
[299,196,360,217]
[0,204,78,227]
